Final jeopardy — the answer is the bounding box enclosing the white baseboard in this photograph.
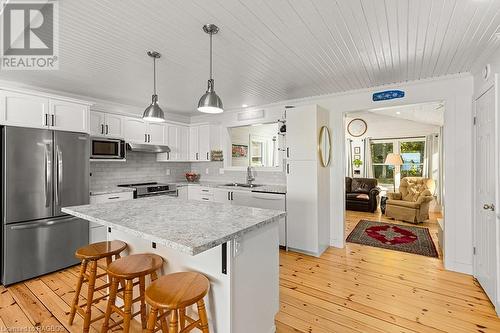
[444,260,473,275]
[330,238,344,249]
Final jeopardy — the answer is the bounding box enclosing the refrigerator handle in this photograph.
[10,218,71,230]
[55,146,63,205]
[44,144,51,208]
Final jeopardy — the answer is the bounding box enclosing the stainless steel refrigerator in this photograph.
[1,126,90,285]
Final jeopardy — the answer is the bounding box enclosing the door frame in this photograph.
[472,73,499,316]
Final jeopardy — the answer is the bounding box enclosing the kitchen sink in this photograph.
[223,183,263,188]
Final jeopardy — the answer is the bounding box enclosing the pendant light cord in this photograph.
[209,32,213,80]
[153,57,157,95]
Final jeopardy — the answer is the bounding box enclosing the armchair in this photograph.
[345,177,380,213]
[385,177,436,224]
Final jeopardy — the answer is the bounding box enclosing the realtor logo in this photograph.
[0,0,59,70]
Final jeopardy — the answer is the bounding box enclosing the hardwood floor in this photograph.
[0,210,498,333]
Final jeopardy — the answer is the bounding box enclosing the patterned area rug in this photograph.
[346,220,438,258]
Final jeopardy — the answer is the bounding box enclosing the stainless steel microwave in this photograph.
[90,137,125,159]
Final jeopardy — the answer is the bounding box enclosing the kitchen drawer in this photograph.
[90,191,134,204]
[188,186,215,201]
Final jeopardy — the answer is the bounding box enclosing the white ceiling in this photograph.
[2,0,500,115]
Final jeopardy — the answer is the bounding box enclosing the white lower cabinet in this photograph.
[89,191,133,243]
[176,186,188,200]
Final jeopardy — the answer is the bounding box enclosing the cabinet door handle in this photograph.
[227,192,230,201]
[286,163,290,174]
[230,192,233,201]
[207,152,209,160]
[105,124,109,134]
[101,124,105,134]
[145,134,148,142]
[108,196,120,200]
[148,134,151,142]
[51,114,55,126]
[196,153,199,160]
[287,147,290,158]
[45,114,49,126]
[167,152,170,160]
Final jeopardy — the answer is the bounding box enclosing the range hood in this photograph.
[126,142,170,153]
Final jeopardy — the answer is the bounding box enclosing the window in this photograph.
[371,142,394,186]
[370,138,425,186]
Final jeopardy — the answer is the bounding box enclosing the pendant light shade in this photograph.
[143,51,165,122]
[198,24,223,114]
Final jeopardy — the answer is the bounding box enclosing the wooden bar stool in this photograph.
[69,240,127,333]
[144,272,210,333]
[101,253,164,333]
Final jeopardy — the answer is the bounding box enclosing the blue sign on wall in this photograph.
[372,90,405,101]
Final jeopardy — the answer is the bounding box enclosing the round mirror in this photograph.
[318,126,332,167]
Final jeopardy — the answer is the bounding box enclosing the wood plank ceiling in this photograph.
[2,0,500,114]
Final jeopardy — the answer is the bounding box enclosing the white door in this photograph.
[148,122,165,145]
[0,91,48,129]
[474,85,498,308]
[105,114,123,138]
[123,117,147,143]
[49,99,89,133]
[189,126,200,161]
[90,111,105,136]
[167,125,179,160]
[213,188,232,203]
[199,124,211,161]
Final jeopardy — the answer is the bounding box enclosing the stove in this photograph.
[117,182,178,198]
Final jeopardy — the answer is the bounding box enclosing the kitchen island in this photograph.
[62,195,285,333]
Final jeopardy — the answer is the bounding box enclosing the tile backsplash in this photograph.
[90,151,190,188]
[189,162,286,185]
[90,154,286,189]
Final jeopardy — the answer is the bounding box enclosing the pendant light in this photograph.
[142,51,165,122]
[197,24,224,114]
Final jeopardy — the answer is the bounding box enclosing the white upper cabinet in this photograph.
[0,90,90,133]
[0,91,48,129]
[286,105,318,161]
[148,122,165,145]
[189,126,200,161]
[123,117,148,143]
[49,99,89,133]
[189,124,220,162]
[157,123,189,161]
[198,124,211,161]
[90,111,123,137]
[123,116,166,144]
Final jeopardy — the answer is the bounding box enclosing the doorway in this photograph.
[343,102,444,260]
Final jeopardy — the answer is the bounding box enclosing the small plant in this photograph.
[353,158,363,168]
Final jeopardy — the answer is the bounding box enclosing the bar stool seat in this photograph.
[145,272,210,333]
[69,240,127,333]
[101,253,164,333]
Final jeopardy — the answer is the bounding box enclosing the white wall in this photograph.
[195,74,474,275]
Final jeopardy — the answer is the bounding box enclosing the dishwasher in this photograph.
[247,192,287,248]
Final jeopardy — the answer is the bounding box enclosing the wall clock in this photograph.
[347,118,367,137]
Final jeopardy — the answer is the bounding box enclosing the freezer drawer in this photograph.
[2,216,89,285]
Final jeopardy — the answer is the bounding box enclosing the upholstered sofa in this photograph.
[345,177,380,213]
[385,177,436,224]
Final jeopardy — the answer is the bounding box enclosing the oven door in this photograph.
[90,138,124,159]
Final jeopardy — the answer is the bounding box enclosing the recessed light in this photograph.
[396,111,401,115]
[241,104,248,108]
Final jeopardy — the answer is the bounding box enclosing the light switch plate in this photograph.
[166,169,170,176]
[205,168,209,175]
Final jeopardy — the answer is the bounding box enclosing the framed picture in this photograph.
[354,147,360,154]
[232,144,248,157]
[354,154,361,160]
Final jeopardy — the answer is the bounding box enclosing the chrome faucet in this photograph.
[246,166,256,185]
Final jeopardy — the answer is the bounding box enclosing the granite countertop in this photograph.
[62,196,286,256]
[174,181,287,194]
[90,186,135,196]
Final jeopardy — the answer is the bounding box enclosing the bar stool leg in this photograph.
[139,276,147,328]
[159,309,169,333]
[101,277,118,333]
[179,308,186,330]
[68,260,87,325]
[83,260,98,333]
[122,279,134,333]
[168,309,179,333]
[197,299,210,333]
[145,307,158,333]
